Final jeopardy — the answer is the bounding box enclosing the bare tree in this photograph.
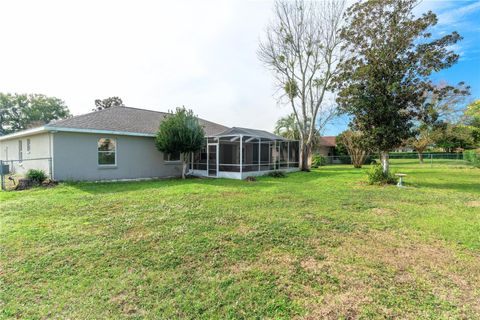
[259,0,346,170]
[338,130,370,168]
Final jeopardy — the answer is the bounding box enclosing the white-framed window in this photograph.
[18,140,23,161]
[27,139,31,154]
[98,138,116,166]
[164,151,181,162]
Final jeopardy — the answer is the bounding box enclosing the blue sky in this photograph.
[324,0,480,136]
[0,1,478,134]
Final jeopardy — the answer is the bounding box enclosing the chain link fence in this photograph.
[0,158,52,191]
[321,153,472,169]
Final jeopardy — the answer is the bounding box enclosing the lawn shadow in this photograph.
[416,181,480,194]
[65,169,346,195]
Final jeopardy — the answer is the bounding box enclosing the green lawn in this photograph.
[1,162,480,319]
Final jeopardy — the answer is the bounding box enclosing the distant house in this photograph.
[316,136,337,156]
[0,107,299,181]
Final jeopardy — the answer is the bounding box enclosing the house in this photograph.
[316,136,337,156]
[0,107,299,181]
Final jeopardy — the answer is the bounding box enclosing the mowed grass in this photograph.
[1,161,479,319]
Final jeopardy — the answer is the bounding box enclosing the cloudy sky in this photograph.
[1,0,479,135]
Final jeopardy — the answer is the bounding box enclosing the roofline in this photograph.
[0,126,157,141]
[44,126,157,137]
[0,126,47,141]
[207,133,294,141]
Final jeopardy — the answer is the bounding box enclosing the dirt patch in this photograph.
[230,250,296,274]
[466,201,480,207]
[301,230,480,318]
[370,207,397,215]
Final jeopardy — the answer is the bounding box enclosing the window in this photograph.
[18,140,23,161]
[98,138,116,166]
[27,139,31,153]
[164,151,181,162]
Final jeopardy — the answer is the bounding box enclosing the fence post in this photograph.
[430,153,433,168]
[0,160,4,191]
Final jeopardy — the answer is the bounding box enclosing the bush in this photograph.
[367,165,397,185]
[267,171,286,178]
[26,169,48,184]
[311,154,326,168]
[464,149,480,167]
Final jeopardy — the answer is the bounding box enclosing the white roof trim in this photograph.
[44,126,156,137]
[0,126,47,141]
[0,126,156,141]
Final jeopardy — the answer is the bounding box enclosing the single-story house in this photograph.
[0,107,299,181]
[316,136,337,156]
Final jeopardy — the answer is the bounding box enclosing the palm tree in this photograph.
[274,114,300,140]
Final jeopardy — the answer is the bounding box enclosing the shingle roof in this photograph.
[48,106,229,136]
[318,136,337,147]
[214,127,289,141]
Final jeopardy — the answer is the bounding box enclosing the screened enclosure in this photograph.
[192,127,299,179]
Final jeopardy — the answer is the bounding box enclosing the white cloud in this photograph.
[0,0,294,131]
[437,1,480,25]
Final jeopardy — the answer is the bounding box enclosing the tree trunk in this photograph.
[418,152,424,164]
[300,142,311,171]
[380,151,389,174]
[181,152,189,179]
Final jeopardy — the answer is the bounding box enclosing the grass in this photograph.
[1,160,480,319]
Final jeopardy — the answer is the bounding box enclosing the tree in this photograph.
[274,114,300,140]
[464,100,480,145]
[407,127,432,163]
[337,130,370,168]
[155,107,205,179]
[0,93,70,135]
[93,96,124,111]
[431,123,475,152]
[465,100,480,128]
[335,0,462,174]
[259,0,346,171]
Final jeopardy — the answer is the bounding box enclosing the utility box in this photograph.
[0,164,10,174]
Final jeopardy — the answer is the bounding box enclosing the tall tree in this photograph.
[93,96,124,111]
[0,93,70,135]
[335,0,462,173]
[259,0,346,171]
[155,107,205,179]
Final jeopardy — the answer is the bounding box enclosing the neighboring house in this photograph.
[316,136,337,156]
[0,107,299,181]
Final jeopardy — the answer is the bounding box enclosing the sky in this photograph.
[1,0,479,136]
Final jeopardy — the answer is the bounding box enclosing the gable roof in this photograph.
[214,127,289,141]
[47,106,229,136]
[318,136,337,147]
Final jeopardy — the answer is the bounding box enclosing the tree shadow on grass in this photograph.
[415,181,480,194]
[66,169,345,195]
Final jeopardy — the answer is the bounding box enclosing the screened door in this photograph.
[208,144,218,176]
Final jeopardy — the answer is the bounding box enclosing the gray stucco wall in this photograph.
[52,132,183,181]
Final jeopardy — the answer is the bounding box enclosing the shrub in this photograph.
[367,165,397,185]
[26,169,48,184]
[267,171,286,178]
[311,154,326,168]
[464,149,480,167]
